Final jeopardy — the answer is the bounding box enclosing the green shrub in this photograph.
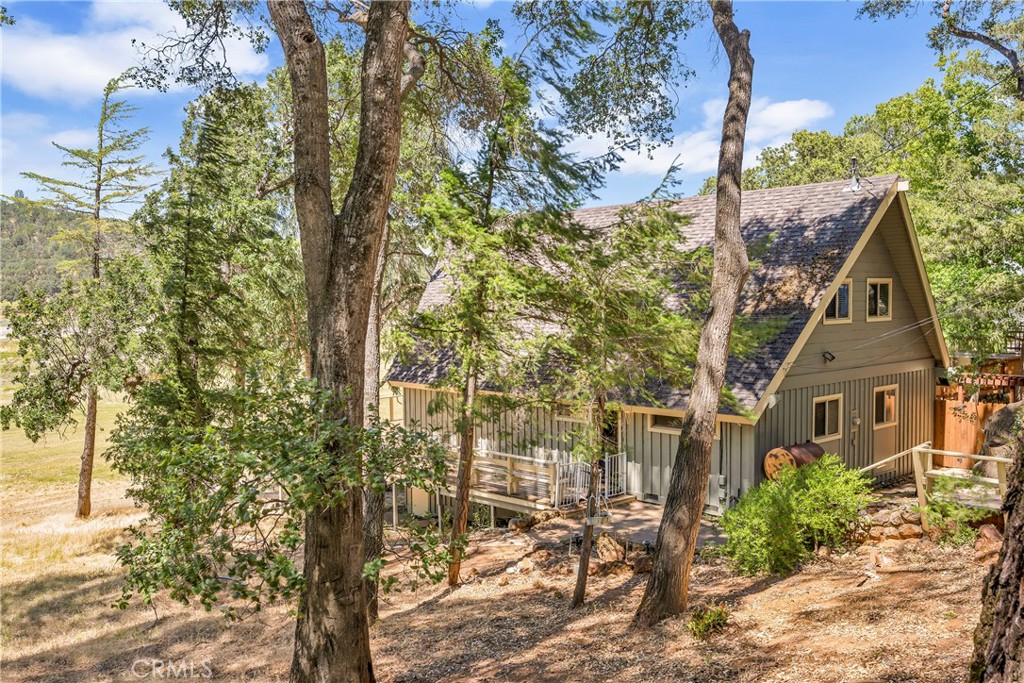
[722,454,871,575]
[722,470,806,574]
[926,475,990,546]
[687,603,730,640]
[791,454,873,550]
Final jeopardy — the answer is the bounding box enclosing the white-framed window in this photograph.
[813,394,842,442]
[823,278,852,324]
[866,278,892,321]
[873,385,898,428]
[648,413,684,434]
[554,404,587,423]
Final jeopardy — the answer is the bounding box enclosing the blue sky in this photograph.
[1,1,944,209]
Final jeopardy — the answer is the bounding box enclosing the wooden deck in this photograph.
[440,446,628,514]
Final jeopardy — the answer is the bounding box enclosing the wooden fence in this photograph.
[934,372,1022,466]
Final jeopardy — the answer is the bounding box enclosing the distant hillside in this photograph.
[1,201,84,300]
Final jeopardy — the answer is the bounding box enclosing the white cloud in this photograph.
[0,2,268,105]
[51,128,97,149]
[569,96,835,178]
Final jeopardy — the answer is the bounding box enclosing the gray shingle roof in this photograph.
[389,175,900,413]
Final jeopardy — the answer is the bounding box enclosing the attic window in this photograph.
[823,279,852,324]
[813,394,842,442]
[867,278,892,321]
[648,413,684,434]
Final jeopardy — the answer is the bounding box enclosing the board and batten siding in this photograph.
[399,386,582,456]
[622,411,757,515]
[755,363,936,481]
[787,203,939,379]
[398,386,756,514]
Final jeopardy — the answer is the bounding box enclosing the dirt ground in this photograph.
[2,471,989,683]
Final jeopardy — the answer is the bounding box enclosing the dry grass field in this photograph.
[1,404,989,683]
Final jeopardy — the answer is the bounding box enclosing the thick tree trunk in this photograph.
[76,387,98,519]
[633,0,752,628]
[969,414,1024,682]
[447,371,477,587]
[269,2,410,682]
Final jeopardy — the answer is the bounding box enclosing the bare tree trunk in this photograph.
[633,0,752,628]
[572,394,607,608]
[572,457,601,607]
[76,387,98,518]
[969,416,1024,682]
[447,370,477,587]
[363,228,388,624]
[269,2,410,682]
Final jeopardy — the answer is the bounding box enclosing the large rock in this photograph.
[898,523,923,539]
[975,400,1023,479]
[632,553,654,574]
[900,509,923,525]
[595,533,625,562]
[974,524,1003,563]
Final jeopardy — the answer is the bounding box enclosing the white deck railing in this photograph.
[446,438,627,509]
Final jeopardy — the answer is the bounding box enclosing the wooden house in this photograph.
[387,175,949,517]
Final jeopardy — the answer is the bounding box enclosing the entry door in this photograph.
[872,386,898,470]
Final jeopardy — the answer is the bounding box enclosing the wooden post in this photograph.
[489,505,495,529]
[436,492,442,531]
[911,447,930,532]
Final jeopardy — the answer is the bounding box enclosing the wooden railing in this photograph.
[446,442,628,509]
[862,442,1012,531]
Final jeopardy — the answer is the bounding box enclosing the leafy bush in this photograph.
[687,603,730,640]
[926,475,991,546]
[722,454,871,575]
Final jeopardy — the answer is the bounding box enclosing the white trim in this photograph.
[648,413,684,434]
[872,384,899,429]
[822,278,853,325]
[749,178,901,419]
[866,277,893,322]
[812,393,843,442]
[895,192,950,367]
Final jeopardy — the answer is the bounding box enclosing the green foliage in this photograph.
[687,602,730,640]
[111,377,448,616]
[721,468,807,575]
[470,503,492,530]
[1,78,156,453]
[925,475,991,546]
[0,260,151,439]
[110,86,452,617]
[0,201,83,300]
[792,454,874,550]
[722,454,871,574]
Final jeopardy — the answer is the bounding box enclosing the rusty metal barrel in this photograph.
[762,441,826,480]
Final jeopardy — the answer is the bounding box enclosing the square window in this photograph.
[824,279,852,323]
[649,413,683,433]
[867,279,892,320]
[813,395,842,441]
[874,386,897,427]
